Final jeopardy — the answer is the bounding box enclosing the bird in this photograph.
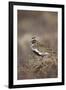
[30,36,49,58]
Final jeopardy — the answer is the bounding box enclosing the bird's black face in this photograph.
[32,40,36,44]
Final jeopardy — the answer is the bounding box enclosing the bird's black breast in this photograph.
[32,40,36,44]
[32,50,42,56]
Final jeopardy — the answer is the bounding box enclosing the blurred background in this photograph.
[17,10,58,80]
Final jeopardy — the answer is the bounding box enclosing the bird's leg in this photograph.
[39,56,44,61]
[39,56,48,68]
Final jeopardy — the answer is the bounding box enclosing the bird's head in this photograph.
[31,36,37,44]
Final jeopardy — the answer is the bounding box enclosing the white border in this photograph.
[13,5,62,85]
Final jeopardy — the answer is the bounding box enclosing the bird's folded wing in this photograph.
[32,48,43,55]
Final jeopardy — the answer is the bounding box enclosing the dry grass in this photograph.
[18,44,58,79]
